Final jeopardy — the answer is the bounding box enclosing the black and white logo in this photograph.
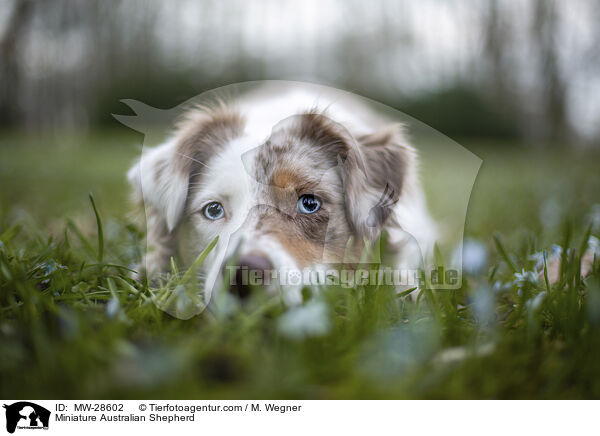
[3,402,50,434]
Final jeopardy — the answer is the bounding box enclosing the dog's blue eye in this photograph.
[203,201,225,220]
[297,194,321,214]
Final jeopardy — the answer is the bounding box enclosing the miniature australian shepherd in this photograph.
[128,83,438,304]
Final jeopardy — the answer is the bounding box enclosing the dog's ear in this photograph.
[127,139,190,232]
[344,124,416,240]
[128,105,245,232]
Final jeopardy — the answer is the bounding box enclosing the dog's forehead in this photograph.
[193,134,285,207]
[242,114,349,189]
[199,135,256,195]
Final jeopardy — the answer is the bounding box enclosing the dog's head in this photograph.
[129,102,416,300]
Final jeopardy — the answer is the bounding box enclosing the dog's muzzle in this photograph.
[223,251,274,299]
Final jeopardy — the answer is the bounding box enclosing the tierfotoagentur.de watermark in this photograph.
[225,265,460,288]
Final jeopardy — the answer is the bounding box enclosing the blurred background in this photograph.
[0,0,599,236]
[1,0,599,144]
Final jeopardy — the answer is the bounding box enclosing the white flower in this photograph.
[513,269,539,286]
[278,300,331,340]
[528,251,546,271]
[588,236,600,256]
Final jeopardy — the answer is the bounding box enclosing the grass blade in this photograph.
[181,236,219,283]
[493,232,517,273]
[88,193,104,264]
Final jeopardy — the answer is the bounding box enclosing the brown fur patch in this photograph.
[175,102,245,178]
[295,111,352,164]
[272,168,302,190]
[270,218,329,267]
[280,236,324,267]
[244,202,332,267]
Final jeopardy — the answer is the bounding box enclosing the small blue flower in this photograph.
[38,259,67,277]
[459,239,488,275]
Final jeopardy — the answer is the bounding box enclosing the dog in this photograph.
[128,83,438,304]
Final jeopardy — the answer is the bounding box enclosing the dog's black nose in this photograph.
[224,252,274,299]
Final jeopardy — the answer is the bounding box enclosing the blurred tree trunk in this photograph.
[532,0,569,144]
[0,0,35,127]
[483,1,508,99]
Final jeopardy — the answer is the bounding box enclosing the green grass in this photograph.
[1,131,599,398]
